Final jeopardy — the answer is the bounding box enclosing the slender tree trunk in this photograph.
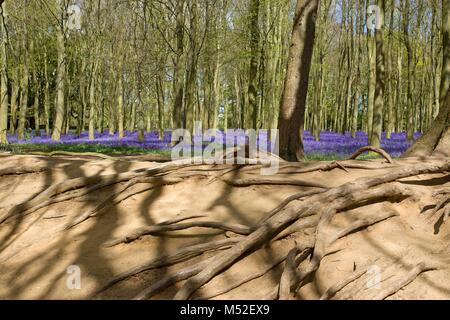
[17,24,29,140]
[9,70,18,134]
[52,0,67,141]
[185,0,198,133]
[248,0,260,129]
[88,61,97,140]
[117,57,124,139]
[156,74,164,140]
[278,0,319,161]
[370,0,386,148]
[172,0,185,129]
[386,1,395,139]
[0,3,8,144]
[440,0,450,105]
[44,49,50,136]
[366,29,376,141]
[33,68,40,136]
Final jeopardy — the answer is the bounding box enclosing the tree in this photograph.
[403,0,450,157]
[172,0,186,130]
[52,0,67,141]
[0,2,8,144]
[248,0,260,129]
[370,0,386,148]
[278,0,319,161]
[439,0,450,105]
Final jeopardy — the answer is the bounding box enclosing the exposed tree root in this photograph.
[95,237,242,295]
[432,188,450,197]
[133,257,216,300]
[3,153,449,300]
[64,176,184,230]
[290,189,407,295]
[27,151,120,161]
[278,242,314,300]
[347,146,394,164]
[104,220,251,247]
[0,160,211,224]
[0,165,49,176]
[373,263,437,300]
[192,250,290,300]
[221,177,327,189]
[427,192,450,223]
[320,268,367,300]
[278,161,396,175]
[168,163,449,300]
[255,189,327,228]
[443,204,450,222]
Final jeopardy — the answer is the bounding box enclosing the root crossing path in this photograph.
[0,154,449,300]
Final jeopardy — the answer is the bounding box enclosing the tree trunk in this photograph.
[9,70,18,134]
[386,1,395,139]
[278,0,319,161]
[44,49,50,136]
[370,0,385,148]
[403,0,450,158]
[367,36,376,140]
[117,57,124,139]
[172,0,185,130]
[248,0,260,129]
[0,3,8,144]
[52,0,67,141]
[440,0,450,105]
[17,22,29,141]
[403,89,449,158]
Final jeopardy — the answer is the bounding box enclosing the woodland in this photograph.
[0,0,448,301]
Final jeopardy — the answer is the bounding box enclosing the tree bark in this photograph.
[52,0,67,141]
[248,0,260,129]
[403,0,450,157]
[440,0,450,105]
[0,3,8,144]
[172,0,186,130]
[278,0,319,161]
[370,0,386,148]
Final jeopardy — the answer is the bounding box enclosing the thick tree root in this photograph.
[95,237,242,295]
[28,151,120,161]
[64,176,184,230]
[0,160,213,224]
[0,165,49,176]
[278,242,314,300]
[347,146,394,164]
[320,268,367,300]
[427,192,450,224]
[221,177,328,189]
[104,220,251,247]
[173,162,450,300]
[278,161,396,175]
[255,189,327,228]
[3,154,448,300]
[193,256,286,300]
[133,257,216,300]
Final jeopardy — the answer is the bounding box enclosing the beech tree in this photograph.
[278,0,320,161]
[403,0,450,157]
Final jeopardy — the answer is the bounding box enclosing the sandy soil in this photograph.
[0,154,449,300]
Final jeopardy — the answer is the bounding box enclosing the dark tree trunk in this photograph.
[403,0,450,158]
[278,0,319,161]
[402,90,450,157]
